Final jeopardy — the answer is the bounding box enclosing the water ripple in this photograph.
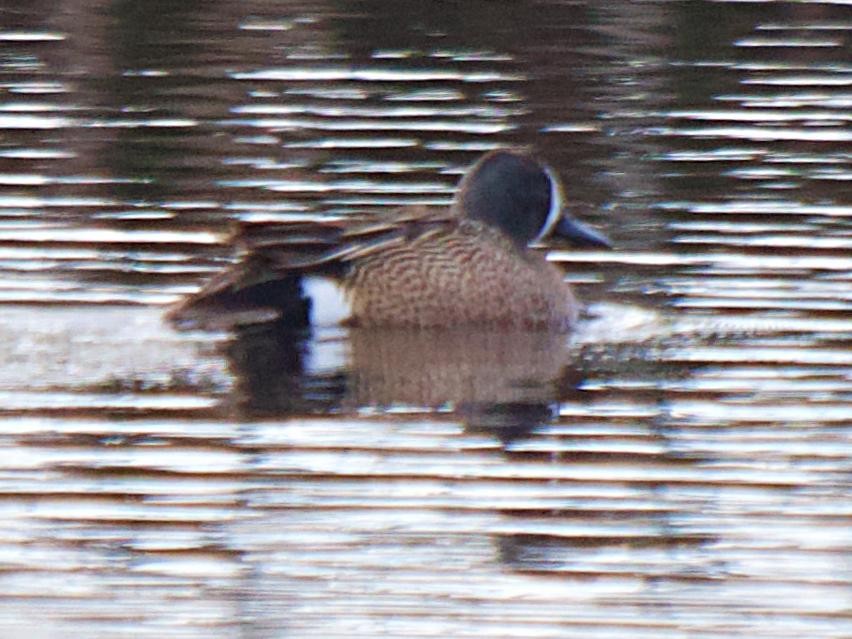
[232,67,524,83]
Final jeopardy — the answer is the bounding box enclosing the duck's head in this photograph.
[453,149,611,249]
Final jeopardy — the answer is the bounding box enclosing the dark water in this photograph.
[1,1,850,637]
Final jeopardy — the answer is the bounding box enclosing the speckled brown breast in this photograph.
[343,221,578,329]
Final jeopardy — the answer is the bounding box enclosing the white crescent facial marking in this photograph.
[533,167,563,244]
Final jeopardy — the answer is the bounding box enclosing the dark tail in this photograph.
[165,254,310,331]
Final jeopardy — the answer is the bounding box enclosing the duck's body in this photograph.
[343,218,577,329]
[167,149,610,331]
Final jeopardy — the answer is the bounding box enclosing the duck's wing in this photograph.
[165,220,343,329]
[165,207,453,329]
[242,206,452,265]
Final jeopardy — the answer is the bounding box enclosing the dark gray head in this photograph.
[454,149,611,249]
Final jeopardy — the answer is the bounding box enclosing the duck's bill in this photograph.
[553,215,612,248]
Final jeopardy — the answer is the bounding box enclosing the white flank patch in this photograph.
[302,276,352,327]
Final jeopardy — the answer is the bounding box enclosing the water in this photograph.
[1,1,850,637]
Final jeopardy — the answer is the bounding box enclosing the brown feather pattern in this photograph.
[166,208,577,330]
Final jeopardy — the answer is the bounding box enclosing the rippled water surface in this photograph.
[1,1,850,637]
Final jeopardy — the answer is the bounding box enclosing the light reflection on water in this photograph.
[0,0,851,638]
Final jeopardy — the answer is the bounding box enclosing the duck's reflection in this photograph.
[223,323,591,444]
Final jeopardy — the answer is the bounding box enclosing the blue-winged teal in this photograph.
[167,149,610,331]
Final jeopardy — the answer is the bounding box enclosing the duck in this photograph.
[166,148,611,331]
